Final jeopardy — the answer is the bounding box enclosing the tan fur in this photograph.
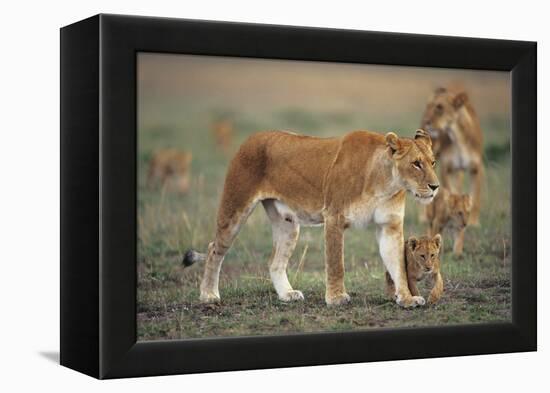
[147,149,192,193]
[197,129,439,307]
[385,234,444,304]
[420,87,484,225]
[211,119,234,154]
[426,187,472,257]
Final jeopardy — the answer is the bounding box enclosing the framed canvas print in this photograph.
[60,14,536,379]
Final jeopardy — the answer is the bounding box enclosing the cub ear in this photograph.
[385,132,401,156]
[414,128,432,147]
[408,236,419,251]
[434,86,447,95]
[464,195,472,212]
[432,234,442,250]
[453,91,468,109]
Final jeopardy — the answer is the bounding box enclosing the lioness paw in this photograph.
[412,296,426,306]
[326,292,351,306]
[280,290,305,302]
[199,291,221,303]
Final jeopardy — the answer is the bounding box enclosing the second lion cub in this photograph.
[385,234,444,305]
[426,187,472,257]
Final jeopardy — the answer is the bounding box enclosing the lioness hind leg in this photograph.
[263,200,303,302]
[199,198,258,303]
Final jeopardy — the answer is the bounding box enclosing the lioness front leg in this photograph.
[384,271,396,299]
[324,213,350,306]
[377,221,425,308]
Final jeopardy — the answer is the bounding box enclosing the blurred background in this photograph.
[137,53,511,341]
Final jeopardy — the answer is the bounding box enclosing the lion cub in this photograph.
[426,187,472,257]
[211,119,234,154]
[385,234,444,305]
[147,149,192,193]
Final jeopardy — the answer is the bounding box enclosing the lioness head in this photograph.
[448,193,472,229]
[420,87,469,156]
[385,129,439,204]
[407,234,442,274]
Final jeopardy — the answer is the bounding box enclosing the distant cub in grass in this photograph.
[385,234,443,305]
[147,149,192,193]
[426,187,472,257]
[211,119,234,154]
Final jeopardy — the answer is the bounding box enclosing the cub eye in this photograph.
[413,160,422,169]
[435,104,444,113]
[430,254,435,258]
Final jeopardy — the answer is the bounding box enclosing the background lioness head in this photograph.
[407,234,442,274]
[420,86,470,156]
[385,129,439,204]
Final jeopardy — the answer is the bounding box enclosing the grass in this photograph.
[137,107,511,341]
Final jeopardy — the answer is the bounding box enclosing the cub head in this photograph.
[420,87,469,156]
[407,234,442,274]
[385,129,439,204]
[448,193,472,229]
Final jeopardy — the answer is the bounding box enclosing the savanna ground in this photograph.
[137,111,511,341]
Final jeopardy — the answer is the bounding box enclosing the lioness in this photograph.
[385,234,443,305]
[420,87,483,225]
[147,149,192,193]
[184,129,439,307]
[426,187,471,257]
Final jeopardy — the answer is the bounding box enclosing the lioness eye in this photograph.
[413,160,422,169]
[431,161,436,167]
[431,254,435,258]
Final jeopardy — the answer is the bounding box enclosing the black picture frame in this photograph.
[60,14,536,379]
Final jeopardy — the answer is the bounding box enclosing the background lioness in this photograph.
[385,234,443,305]
[421,86,484,225]
[184,129,439,308]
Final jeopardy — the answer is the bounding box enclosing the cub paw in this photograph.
[326,292,351,306]
[396,294,425,308]
[199,291,221,303]
[280,290,305,302]
[428,294,441,305]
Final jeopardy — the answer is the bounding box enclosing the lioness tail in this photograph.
[182,249,206,267]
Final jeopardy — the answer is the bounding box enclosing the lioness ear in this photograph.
[385,132,401,156]
[414,128,432,147]
[408,237,418,251]
[433,234,442,250]
[453,92,468,108]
